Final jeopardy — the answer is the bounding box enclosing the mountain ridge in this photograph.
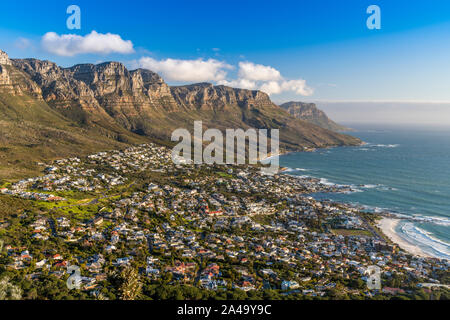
[1,49,361,179]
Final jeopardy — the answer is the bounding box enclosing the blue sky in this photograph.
[1,0,450,104]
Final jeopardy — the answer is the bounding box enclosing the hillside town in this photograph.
[0,144,448,300]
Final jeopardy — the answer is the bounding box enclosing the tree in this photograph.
[118,266,142,300]
[0,276,22,300]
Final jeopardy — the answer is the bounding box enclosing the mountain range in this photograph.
[0,49,360,179]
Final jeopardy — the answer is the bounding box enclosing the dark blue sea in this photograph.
[280,124,450,260]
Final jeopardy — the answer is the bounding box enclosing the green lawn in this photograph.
[217,172,233,179]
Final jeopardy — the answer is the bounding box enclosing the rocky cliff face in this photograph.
[0,64,10,86]
[12,59,178,134]
[67,63,178,132]
[67,62,178,112]
[170,83,273,112]
[0,50,11,66]
[280,101,350,132]
[12,59,102,117]
[0,51,42,97]
[7,51,360,152]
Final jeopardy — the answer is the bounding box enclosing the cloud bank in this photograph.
[135,58,313,96]
[237,62,282,81]
[39,30,312,97]
[137,57,232,82]
[219,62,313,96]
[41,31,134,56]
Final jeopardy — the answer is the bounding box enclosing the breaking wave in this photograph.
[399,222,450,260]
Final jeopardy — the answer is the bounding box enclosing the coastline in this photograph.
[259,140,365,164]
[277,145,446,261]
[377,217,435,259]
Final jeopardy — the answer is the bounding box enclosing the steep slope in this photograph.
[170,83,360,149]
[68,63,179,133]
[280,101,351,132]
[12,59,152,142]
[14,56,360,150]
[13,59,182,141]
[0,51,146,179]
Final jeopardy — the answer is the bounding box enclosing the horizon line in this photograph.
[308,100,450,104]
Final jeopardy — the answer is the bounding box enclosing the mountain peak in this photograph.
[0,50,12,66]
[280,101,351,132]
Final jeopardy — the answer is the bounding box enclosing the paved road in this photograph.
[359,216,384,241]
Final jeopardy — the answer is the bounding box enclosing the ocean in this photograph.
[279,124,450,260]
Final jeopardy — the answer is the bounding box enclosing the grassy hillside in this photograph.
[0,92,146,180]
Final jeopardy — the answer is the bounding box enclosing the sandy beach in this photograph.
[377,217,434,259]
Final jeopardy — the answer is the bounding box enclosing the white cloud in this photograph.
[260,81,282,95]
[280,79,314,96]
[15,37,32,50]
[259,79,314,96]
[238,62,282,81]
[217,78,258,90]
[137,57,232,82]
[229,62,313,96]
[135,56,312,96]
[41,31,134,56]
